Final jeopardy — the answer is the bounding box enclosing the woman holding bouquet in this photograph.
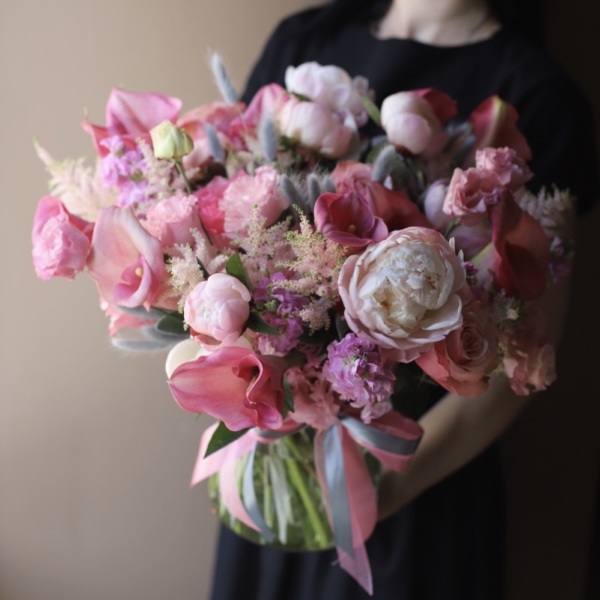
[210,0,599,598]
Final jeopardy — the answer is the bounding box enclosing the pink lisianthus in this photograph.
[471,196,550,300]
[314,191,388,251]
[503,343,556,396]
[469,96,532,160]
[287,366,340,430]
[380,89,456,157]
[284,62,369,127]
[87,206,165,309]
[167,346,287,431]
[183,273,251,345]
[416,300,499,396]
[331,160,432,231]
[82,87,182,157]
[338,227,466,362]
[277,97,354,158]
[32,196,93,280]
[144,194,203,247]
[475,147,533,192]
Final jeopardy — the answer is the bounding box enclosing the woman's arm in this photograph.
[378,264,572,520]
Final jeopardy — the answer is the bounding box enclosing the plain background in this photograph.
[1,1,599,599]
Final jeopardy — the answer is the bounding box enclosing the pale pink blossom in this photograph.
[145,195,203,247]
[32,196,93,280]
[422,180,451,230]
[503,344,556,396]
[184,273,251,345]
[87,206,165,309]
[338,227,466,362]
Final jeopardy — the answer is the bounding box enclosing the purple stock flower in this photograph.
[323,333,395,420]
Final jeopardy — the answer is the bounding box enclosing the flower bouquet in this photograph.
[32,58,573,594]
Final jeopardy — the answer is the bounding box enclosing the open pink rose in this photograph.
[145,194,203,247]
[32,196,93,280]
[184,273,251,345]
[82,88,182,156]
[471,196,550,300]
[380,89,456,157]
[469,96,532,160]
[277,97,353,158]
[314,191,388,251]
[475,147,533,192]
[168,346,287,431]
[87,206,165,309]
[416,300,499,396]
[338,227,466,362]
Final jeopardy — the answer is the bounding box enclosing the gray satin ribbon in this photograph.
[242,444,275,543]
[323,425,354,557]
[341,415,421,455]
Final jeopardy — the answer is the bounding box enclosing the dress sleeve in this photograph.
[516,76,600,216]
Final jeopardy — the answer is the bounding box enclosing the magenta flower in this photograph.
[87,206,165,309]
[31,196,93,280]
[314,191,388,251]
[82,87,182,156]
[168,346,286,431]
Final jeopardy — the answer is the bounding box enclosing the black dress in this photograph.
[211,9,600,600]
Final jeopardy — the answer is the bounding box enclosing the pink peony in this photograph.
[87,206,165,309]
[82,88,182,157]
[144,194,203,247]
[380,89,456,157]
[32,196,93,280]
[183,273,251,345]
[168,346,287,431]
[475,147,533,192]
[469,96,532,160]
[284,62,369,127]
[314,191,388,251]
[338,227,466,362]
[416,300,499,396]
[277,97,353,158]
[233,83,290,136]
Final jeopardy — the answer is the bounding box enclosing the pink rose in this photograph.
[284,62,369,127]
[277,97,353,158]
[475,147,533,192]
[145,195,203,247]
[380,89,456,157]
[32,196,93,280]
[443,167,507,226]
[338,227,466,362]
[184,273,251,345]
[503,344,556,396]
[469,96,532,160]
[82,88,182,157]
[471,196,550,300]
[416,300,499,396]
[331,161,431,231]
[168,346,287,431]
[314,191,388,251]
[87,206,165,309]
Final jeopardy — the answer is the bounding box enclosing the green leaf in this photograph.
[204,422,249,458]
[361,94,381,128]
[225,252,252,290]
[282,377,295,418]
[247,311,280,335]
[156,313,187,335]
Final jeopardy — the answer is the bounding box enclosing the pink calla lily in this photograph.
[82,87,182,156]
[87,206,165,309]
[168,347,287,431]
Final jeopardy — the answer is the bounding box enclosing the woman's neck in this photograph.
[373,0,501,46]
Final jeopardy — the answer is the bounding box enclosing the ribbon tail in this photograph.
[338,545,373,596]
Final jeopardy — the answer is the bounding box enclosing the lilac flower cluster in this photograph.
[323,333,395,421]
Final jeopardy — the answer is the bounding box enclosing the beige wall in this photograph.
[1,1,599,600]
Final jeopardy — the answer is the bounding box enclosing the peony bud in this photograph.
[150,121,193,160]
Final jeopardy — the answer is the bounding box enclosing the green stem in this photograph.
[174,160,193,194]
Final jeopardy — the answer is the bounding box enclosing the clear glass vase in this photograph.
[208,428,335,551]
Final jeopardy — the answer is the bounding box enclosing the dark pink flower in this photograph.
[87,206,165,309]
[32,196,93,280]
[314,191,388,251]
[168,346,286,431]
[82,88,182,156]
